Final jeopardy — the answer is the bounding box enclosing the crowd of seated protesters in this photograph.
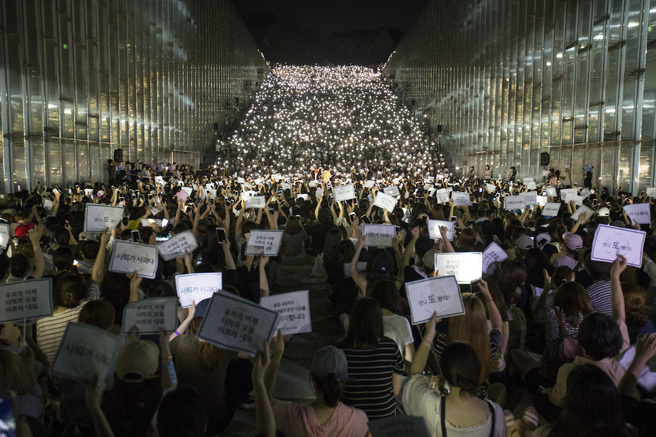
[1,163,656,437]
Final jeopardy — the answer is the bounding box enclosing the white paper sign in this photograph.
[546,187,558,197]
[0,223,10,249]
[406,276,466,324]
[51,323,120,383]
[542,202,561,217]
[43,198,54,211]
[591,224,646,267]
[526,182,537,190]
[344,262,367,278]
[367,415,431,437]
[647,187,656,197]
[175,272,223,308]
[570,204,594,221]
[579,188,591,198]
[155,176,165,185]
[84,204,125,233]
[384,185,400,197]
[140,218,162,228]
[315,187,324,198]
[522,191,537,206]
[451,191,472,206]
[260,290,312,335]
[435,188,450,203]
[296,194,309,201]
[109,240,159,279]
[536,195,548,206]
[197,292,280,355]
[157,230,199,262]
[504,195,525,211]
[244,230,284,256]
[0,279,53,322]
[560,188,577,200]
[427,220,454,241]
[565,194,584,206]
[434,252,483,284]
[523,178,534,185]
[364,180,375,188]
[121,297,178,334]
[623,203,651,225]
[482,242,508,273]
[363,224,396,247]
[374,192,398,213]
[244,195,266,209]
[486,183,496,193]
[334,184,356,202]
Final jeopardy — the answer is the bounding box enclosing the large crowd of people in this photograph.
[1,64,656,437]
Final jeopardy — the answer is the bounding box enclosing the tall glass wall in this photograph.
[0,0,268,192]
[385,0,656,194]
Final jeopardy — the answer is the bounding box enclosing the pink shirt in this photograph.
[272,400,369,437]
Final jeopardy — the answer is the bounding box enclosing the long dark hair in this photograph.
[369,279,403,314]
[312,374,343,408]
[342,298,384,350]
[549,364,624,437]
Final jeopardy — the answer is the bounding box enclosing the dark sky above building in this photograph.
[233,0,429,65]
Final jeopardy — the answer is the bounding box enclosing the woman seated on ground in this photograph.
[339,298,404,420]
[403,314,505,437]
[261,334,369,437]
[280,215,308,266]
[429,279,503,401]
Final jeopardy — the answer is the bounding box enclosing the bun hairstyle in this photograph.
[440,341,481,398]
[621,282,648,328]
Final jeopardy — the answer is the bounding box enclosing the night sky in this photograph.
[234,0,429,65]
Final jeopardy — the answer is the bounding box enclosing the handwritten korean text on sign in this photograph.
[406,276,465,325]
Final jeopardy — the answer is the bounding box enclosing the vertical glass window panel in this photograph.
[604,47,622,139]
[89,143,101,182]
[574,49,590,143]
[643,45,656,140]
[565,1,578,44]
[12,138,27,190]
[600,142,618,189]
[48,139,62,186]
[621,0,642,141]
[31,139,46,183]
[62,140,76,186]
[618,144,634,191]
[639,144,653,190]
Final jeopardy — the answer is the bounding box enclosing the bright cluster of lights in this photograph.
[219,65,435,176]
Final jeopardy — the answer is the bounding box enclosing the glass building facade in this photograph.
[0,0,268,192]
[384,0,656,193]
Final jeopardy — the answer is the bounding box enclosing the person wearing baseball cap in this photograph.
[553,232,583,270]
[257,337,369,437]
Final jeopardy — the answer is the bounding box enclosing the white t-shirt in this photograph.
[383,313,414,356]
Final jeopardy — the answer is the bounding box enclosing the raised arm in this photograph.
[610,255,627,324]
[259,255,270,298]
[91,229,111,284]
[350,236,368,292]
[410,312,437,375]
[28,224,45,279]
[401,226,419,271]
[478,279,502,332]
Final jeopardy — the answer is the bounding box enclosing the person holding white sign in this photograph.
[427,279,503,400]
[168,298,246,434]
[404,316,506,437]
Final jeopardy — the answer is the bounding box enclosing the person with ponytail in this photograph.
[261,333,369,436]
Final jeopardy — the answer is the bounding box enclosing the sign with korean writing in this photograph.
[374,192,398,213]
[244,230,284,256]
[260,290,311,335]
[591,224,646,267]
[157,230,198,261]
[406,276,465,324]
[0,279,53,322]
[434,252,482,284]
[570,204,594,222]
[435,188,449,203]
[197,292,280,355]
[623,203,651,225]
[121,297,178,334]
[344,262,367,278]
[51,323,121,383]
[482,242,508,273]
[579,188,591,198]
[368,416,431,437]
[504,195,525,211]
[546,187,558,197]
[333,184,356,202]
[565,193,584,206]
[174,272,223,308]
[451,191,472,206]
[363,180,375,188]
[84,204,124,233]
[363,224,396,247]
[542,202,561,217]
[0,223,10,250]
[523,178,534,185]
[244,195,266,209]
[427,219,454,241]
[109,240,159,279]
[315,187,324,198]
[384,185,400,197]
[526,181,537,190]
[647,187,656,197]
[522,191,537,207]
[536,195,548,206]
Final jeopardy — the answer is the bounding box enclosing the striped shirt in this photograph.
[36,284,99,363]
[341,337,404,420]
[586,281,612,316]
